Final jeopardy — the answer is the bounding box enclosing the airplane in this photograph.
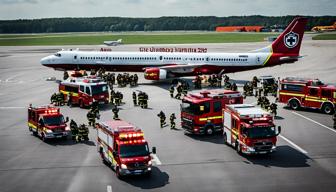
[41,17,307,81]
[103,39,122,46]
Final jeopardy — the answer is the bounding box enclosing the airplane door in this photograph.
[256,56,261,65]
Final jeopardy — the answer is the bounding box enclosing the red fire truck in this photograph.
[181,90,243,135]
[28,105,70,141]
[223,104,281,155]
[59,77,109,108]
[279,77,336,114]
[96,120,156,178]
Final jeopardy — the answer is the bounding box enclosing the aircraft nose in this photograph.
[40,56,49,66]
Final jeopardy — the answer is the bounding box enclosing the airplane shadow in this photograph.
[42,137,96,146]
[121,167,170,189]
[243,145,310,168]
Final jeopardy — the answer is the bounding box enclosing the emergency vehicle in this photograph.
[257,75,277,89]
[181,90,243,135]
[96,120,156,178]
[28,105,70,141]
[59,76,109,108]
[279,77,336,114]
[223,104,281,155]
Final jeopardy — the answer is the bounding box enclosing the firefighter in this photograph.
[333,112,336,129]
[70,119,78,141]
[63,71,69,80]
[182,83,188,96]
[115,92,121,106]
[91,101,99,117]
[143,92,148,109]
[231,82,238,91]
[269,102,278,117]
[134,74,138,85]
[112,105,120,120]
[257,95,262,106]
[157,111,166,128]
[175,84,182,99]
[50,93,57,104]
[56,93,64,106]
[169,85,174,98]
[110,90,115,104]
[87,110,96,126]
[78,124,89,141]
[67,93,73,107]
[132,91,137,106]
[138,92,144,107]
[170,113,176,129]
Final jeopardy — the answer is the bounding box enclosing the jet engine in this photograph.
[144,68,167,80]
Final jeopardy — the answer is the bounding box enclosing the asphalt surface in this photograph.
[0,38,336,192]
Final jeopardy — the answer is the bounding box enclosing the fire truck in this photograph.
[181,90,243,135]
[59,77,109,108]
[28,105,70,141]
[279,77,336,114]
[96,120,156,178]
[223,104,281,155]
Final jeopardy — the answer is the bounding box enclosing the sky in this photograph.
[0,0,335,20]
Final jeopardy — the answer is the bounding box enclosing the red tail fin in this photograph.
[272,17,308,55]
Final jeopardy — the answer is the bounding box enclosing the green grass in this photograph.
[312,33,336,40]
[0,32,274,46]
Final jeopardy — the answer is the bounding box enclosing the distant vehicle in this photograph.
[28,105,70,141]
[41,17,307,81]
[181,90,243,135]
[257,75,277,89]
[103,39,122,46]
[279,77,336,114]
[223,104,281,155]
[96,120,156,178]
[311,22,336,32]
[59,76,109,108]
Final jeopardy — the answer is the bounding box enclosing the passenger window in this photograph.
[308,88,318,96]
[321,89,332,98]
[74,56,77,59]
[213,101,222,112]
[80,85,84,92]
[85,86,91,95]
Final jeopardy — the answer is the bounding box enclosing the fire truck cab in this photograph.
[223,104,281,155]
[181,90,243,135]
[28,105,70,141]
[59,76,109,108]
[96,120,156,178]
[279,77,336,114]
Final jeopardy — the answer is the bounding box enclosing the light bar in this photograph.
[119,132,144,139]
[120,139,146,145]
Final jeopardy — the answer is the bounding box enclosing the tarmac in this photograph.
[0,37,335,192]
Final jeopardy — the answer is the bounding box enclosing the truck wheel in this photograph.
[322,103,334,114]
[289,100,300,110]
[205,126,214,135]
[41,133,47,142]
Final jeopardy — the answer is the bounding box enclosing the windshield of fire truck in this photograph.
[181,100,210,115]
[91,84,108,95]
[119,144,149,158]
[246,126,276,139]
[43,115,65,126]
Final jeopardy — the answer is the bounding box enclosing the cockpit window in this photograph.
[54,53,61,57]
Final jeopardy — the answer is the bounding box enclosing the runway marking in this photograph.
[107,185,112,192]
[279,134,308,154]
[292,111,336,134]
[151,154,162,165]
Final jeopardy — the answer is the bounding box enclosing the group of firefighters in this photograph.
[157,111,177,130]
[132,91,149,108]
[169,82,189,100]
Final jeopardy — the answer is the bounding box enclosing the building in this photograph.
[216,26,264,32]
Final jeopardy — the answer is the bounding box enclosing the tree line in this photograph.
[0,15,335,33]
